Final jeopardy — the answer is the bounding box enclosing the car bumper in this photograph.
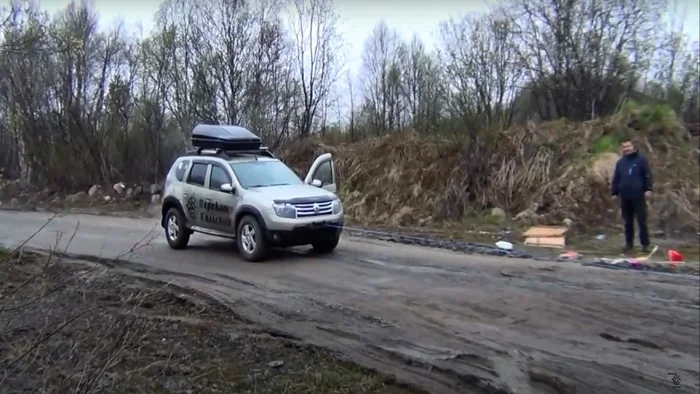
[265,219,344,247]
[264,210,345,231]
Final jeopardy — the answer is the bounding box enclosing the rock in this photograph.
[126,188,134,198]
[51,196,63,204]
[88,184,99,197]
[103,195,112,202]
[150,184,162,195]
[563,218,573,228]
[151,194,161,204]
[9,197,19,206]
[113,182,126,195]
[133,186,143,196]
[65,191,88,204]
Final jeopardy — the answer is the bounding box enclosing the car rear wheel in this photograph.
[165,208,190,250]
[237,215,268,262]
[312,234,340,254]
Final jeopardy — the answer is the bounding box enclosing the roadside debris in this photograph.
[495,241,513,250]
[523,226,568,248]
[268,360,284,368]
[667,249,684,262]
[557,251,582,261]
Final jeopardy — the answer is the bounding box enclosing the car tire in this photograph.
[312,234,340,254]
[165,207,190,250]
[237,215,268,262]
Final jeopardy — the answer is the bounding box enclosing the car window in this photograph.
[174,160,190,181]
[315,161,333,186]
[188,163,208,187]
[209,165,231,191]
[229,160,303,189]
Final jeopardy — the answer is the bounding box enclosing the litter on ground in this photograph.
[495,241,513,250]
[523,226,568,248]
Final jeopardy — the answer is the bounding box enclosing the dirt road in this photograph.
[0,210,698,394]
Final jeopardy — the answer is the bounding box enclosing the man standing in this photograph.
[611,139,653,253]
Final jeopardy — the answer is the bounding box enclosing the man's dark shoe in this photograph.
[622,245,633,254]
[641,245,650,253]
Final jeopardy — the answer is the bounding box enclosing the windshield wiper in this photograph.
[247,183,291,188]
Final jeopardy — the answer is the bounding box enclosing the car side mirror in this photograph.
[311,179,322,187]
[220,183,235,194]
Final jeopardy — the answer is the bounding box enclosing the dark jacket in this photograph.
[611,151,653,199]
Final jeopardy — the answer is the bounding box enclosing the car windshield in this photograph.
[229,160,303,188]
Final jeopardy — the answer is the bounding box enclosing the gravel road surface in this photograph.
[0,210,698,394]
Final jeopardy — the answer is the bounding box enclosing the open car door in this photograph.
[304,153,337,193]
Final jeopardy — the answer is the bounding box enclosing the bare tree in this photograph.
[288,0,342,137]
[345,70,356,138]
[359,21,403,134]
[439,12,523,131]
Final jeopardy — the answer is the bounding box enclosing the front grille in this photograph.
[293,201,333,217]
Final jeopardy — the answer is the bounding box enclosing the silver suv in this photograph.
[160,124,344,262]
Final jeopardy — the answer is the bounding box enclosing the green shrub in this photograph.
[589,134,621,154]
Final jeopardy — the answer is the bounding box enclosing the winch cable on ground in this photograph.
[319,222,533,258]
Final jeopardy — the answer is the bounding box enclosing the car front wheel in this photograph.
[312,234,340,254]
[165,208,190,250]
[237,215,268,262]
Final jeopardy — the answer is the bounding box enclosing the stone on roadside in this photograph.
[133,185,143,197]
[126,188,134,198]
[88,184,99,197]
[151,194,161,204]
[563,218,573,228]
[10,197,19,206]
[113,182,126,195]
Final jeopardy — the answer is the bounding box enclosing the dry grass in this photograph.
[280,104,700,233]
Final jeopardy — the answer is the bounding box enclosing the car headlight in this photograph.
[332,199,342,214]
[272,203,297,219]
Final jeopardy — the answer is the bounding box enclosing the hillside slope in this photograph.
[280,103,699,233]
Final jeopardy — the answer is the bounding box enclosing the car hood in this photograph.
[244,184,338,203]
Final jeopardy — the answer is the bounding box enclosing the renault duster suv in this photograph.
[160,124,344,262]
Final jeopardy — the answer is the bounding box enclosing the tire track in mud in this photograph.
[223,252,699,394]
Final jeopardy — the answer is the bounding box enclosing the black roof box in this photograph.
[191,124,262,151]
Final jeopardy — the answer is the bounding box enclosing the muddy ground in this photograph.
[0,210,698,394]
[0,249,417,394]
